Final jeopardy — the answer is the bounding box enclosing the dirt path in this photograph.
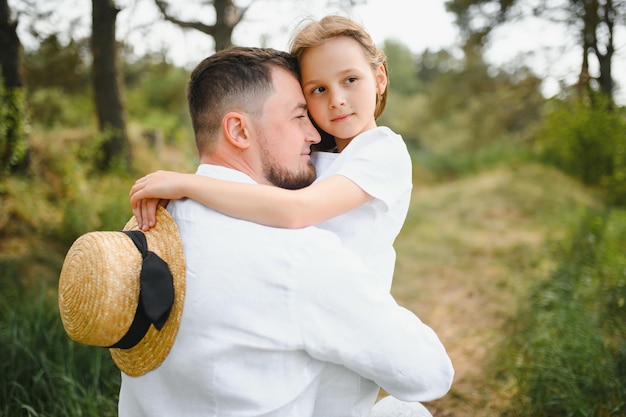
[389,165,598,416]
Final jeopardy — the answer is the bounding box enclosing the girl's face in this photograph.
[299,36,387,145]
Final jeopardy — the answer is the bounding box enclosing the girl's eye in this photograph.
[311,86,325,95]
[344,77,357,85]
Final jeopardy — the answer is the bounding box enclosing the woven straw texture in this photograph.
[58,206,185,376]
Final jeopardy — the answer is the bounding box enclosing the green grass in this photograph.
[0,277,120,417]
[499,210,626,416]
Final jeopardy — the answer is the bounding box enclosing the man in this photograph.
[119,47,453,416]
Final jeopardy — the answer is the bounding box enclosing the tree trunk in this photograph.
[0,0,29,174]
[577,31,591,98]
[0,0,21,89]
[213,0,236,50]
[92,0,130,171]
[579,0,615,106]
[595,0,614,102]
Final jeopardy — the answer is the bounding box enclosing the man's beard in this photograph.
[264,159,317,190]
[260,147,317,190]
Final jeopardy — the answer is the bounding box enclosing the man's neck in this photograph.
[200,154,268,185]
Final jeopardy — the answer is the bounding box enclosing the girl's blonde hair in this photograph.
[290,15,388,119]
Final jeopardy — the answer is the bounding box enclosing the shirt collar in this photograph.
[195,164,257,184]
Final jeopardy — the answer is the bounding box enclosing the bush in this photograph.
[27,88,95,129]
[536,97,626,206]
[412,140,535,182]
[0,86,28,173]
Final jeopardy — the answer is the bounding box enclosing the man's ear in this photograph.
[223,111,251,150]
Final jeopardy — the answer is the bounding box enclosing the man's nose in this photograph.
[305,119,321,144]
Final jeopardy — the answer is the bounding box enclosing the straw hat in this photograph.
[58,206,185,377]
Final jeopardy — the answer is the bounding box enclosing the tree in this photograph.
[92,0,130,171]
[444,0,624,106]
[0,0,28,173]
[153,0,252,51]
[570,0,617,103]
[152,0,368,52]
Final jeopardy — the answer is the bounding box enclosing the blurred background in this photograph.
[1,1,625,416]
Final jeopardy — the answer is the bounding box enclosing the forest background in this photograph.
[1,0,626,416]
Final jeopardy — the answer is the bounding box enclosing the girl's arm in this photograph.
[129,170,371,230]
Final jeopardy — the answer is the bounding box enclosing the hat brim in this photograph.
[109,206,186,377]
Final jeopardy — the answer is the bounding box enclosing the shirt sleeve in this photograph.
[336,129,413,212]
[292,229,454,402]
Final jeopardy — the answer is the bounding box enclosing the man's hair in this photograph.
[187,47,300,155]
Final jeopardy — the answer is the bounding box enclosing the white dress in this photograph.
[312,126,413,293]
[310,126,415,416]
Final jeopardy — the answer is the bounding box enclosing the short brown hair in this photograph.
[187,47,299,155]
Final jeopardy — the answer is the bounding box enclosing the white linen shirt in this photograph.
[118,164,453,417]
[310,127,414,416]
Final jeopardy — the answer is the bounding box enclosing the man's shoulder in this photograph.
[168,198,343,247]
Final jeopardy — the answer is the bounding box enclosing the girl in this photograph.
[130,15,413,295]
[131,14,427,417]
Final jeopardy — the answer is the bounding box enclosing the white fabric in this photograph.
[312,126,413,292]
[310,126,415,416]
[369,396,433,417]
[118,164,453,417]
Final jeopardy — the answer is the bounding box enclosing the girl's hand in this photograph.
[129,170,191,230]
[132,198,169,231]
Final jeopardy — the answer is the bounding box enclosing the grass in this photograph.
[390,162,606,416]
[501,210,626,416]
[0,278,120,417]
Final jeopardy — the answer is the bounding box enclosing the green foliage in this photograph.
[124,55,191,148]
[1,129,134,247]
[0,85,29,174]
[0,280,119,417]
[28,88,95,128]
[503,210,626,416]
[383,47,545,154]
[383,40,420,96]
[536,96,626,207]
[593,211,626,341]
[124,56,187,114]
[23,35,90,94]
[22,35,94,129]
[412,140,535,181]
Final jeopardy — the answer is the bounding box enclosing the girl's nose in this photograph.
[329,90,346,108]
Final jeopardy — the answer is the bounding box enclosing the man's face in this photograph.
[253,68,321,189]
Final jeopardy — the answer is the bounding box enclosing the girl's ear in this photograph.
[375,64,388,95]
[223,111,251,150]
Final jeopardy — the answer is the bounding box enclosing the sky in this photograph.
[113,0,624,104]
[114,0,460,66]
[11,0,626,104]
